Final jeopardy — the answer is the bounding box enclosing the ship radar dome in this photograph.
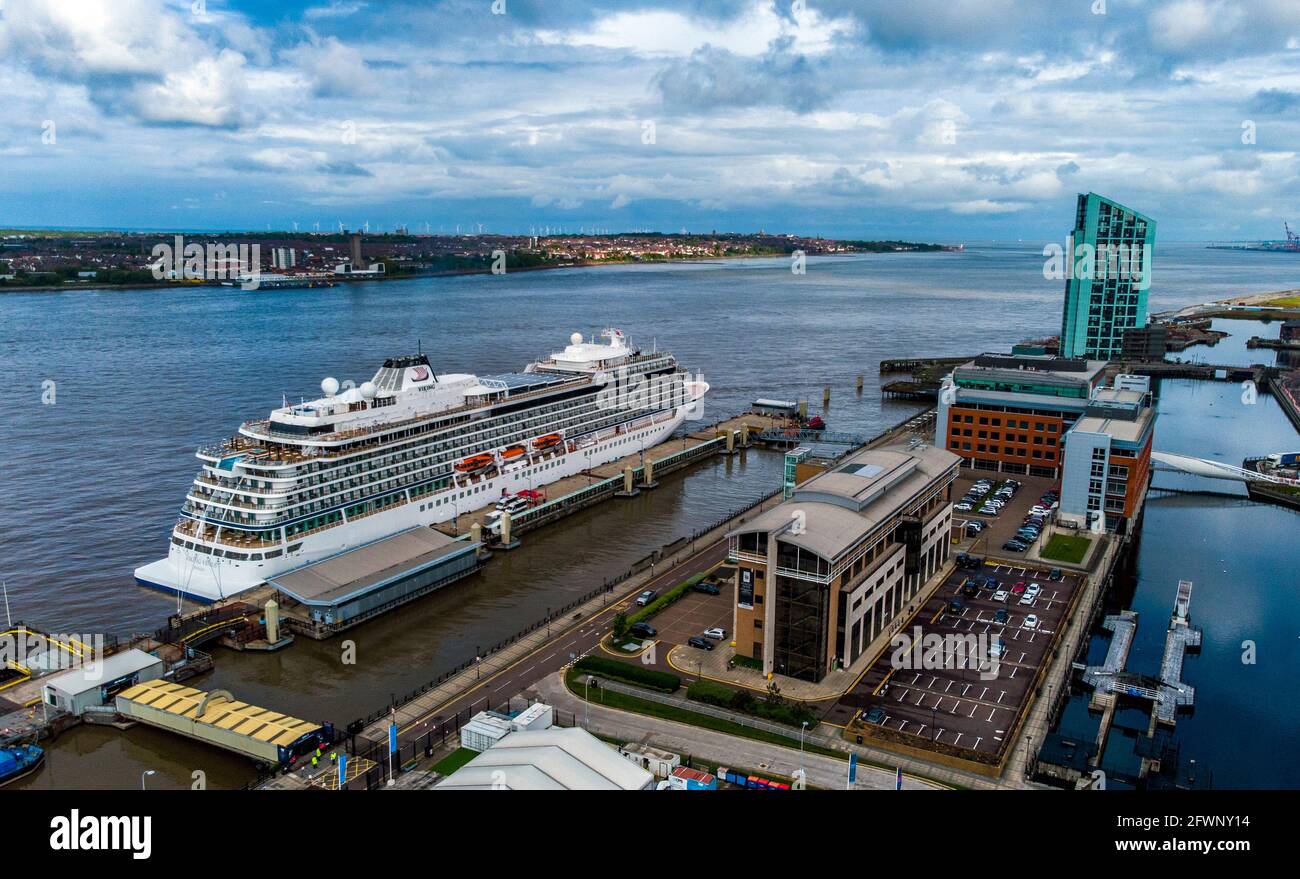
[570,332,583,346]
[321,377,340,397]
[360,381,377,399]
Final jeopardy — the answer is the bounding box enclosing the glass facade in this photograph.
[1060,192,1156,360]
[772,569,830,682]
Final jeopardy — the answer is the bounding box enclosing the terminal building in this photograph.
[935,353,1108,478]
[1058,375,1156,534]
[727,444,959,682]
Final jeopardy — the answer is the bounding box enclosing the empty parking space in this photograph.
[641,571,735,655]
[839,557,1083,757]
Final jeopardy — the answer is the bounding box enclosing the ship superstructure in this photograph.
[135,329,708,600]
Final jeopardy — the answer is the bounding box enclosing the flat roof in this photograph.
[956,354,1107,384]
[731,444,959,561]
[434,727,654,790]
[43,648,164,697]
[267,527,474,606]
[1071,410,1153,444]
[117,680,319,747]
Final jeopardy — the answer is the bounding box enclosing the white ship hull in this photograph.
[135,404,692,602]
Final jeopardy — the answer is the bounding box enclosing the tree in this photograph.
[611,612,628,642]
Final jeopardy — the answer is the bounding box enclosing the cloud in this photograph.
[1,0,1299,239]
[282,34,377,98]
[654,39,833,113]
[1251,88,1300,113]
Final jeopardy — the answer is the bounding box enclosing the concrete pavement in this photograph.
[533,672,942,791]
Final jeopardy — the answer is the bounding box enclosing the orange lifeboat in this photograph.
[501,444,527,460]
[532,433,562,451]
[454,453,495,474]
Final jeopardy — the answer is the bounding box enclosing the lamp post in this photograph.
[584,675,594,728]
[799,721,808,776]
[140,769,156,790]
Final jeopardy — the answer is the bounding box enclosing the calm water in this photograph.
[1055,380,1300,789]
[2,241,1297,788]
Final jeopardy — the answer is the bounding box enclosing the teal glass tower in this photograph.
[1059,193,1156,360]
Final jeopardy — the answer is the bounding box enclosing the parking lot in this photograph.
[950,472,1061,558]
[638,567,735,662]
[839,557,1083,758]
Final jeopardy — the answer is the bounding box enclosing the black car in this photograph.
[961,583,978,598]
[1002,540,1027,552]
[1049,568,1063,581]
[692,581,721,595]
[948,598,965,613]
[629,621,657,638]
[687,635,714,650]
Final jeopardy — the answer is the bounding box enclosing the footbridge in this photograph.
[1151,451,1300,485]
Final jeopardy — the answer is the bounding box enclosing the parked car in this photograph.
[956,553,983,569]
[1011,583,1026,595]
[948,599,964,613]
[1025,583,1042,599]
[989,638,1006,659]
[1049,568,1063,581]
[1003,540,1027,552]
[635,590,657,606]
[965,522,984,537]
[994,608,1009,624]
[861,707,887,725]
[992,590,1009,603]
[982,576,1000,589]
[955,503,974,512]
[692,581,721,595]
[961,582,978,598]
[687,636,714,650]
[1018,591,1036,606]
[1023,614,1040,629]
[629,621,657,638]
[703,627,727,640]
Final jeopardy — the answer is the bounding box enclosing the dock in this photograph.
[1079,581,1201,747]
[432,412,784,540]
[1155,580,1201,726]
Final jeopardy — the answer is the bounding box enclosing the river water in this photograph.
[2,241,1296,788]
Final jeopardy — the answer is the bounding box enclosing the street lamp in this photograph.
[475,648,482,680]
[584,675,594,728]
[140,769,156,790]
[799,721,808,775]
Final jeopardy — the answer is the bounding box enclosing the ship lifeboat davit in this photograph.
[501,444,527,460]
[455,453,495,474]
[532,433,562,451]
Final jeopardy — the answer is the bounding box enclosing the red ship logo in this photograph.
[410,366,430,381]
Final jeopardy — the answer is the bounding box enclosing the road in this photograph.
[533,672,940,790]
[391,539,729,744]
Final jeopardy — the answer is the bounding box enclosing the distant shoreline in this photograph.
[0,248,943,296]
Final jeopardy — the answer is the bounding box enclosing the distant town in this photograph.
[0,229,954,291]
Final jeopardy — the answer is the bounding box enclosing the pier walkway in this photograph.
[1078,581,1200,729]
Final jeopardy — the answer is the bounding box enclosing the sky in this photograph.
[1,0,1298,241]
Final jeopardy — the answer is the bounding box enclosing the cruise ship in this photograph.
[135,329,708,601]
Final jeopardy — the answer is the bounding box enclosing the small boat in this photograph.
[454,453,495,474]
[532,433,562,451]
[501,444,527,460]
[0,743,44,787]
